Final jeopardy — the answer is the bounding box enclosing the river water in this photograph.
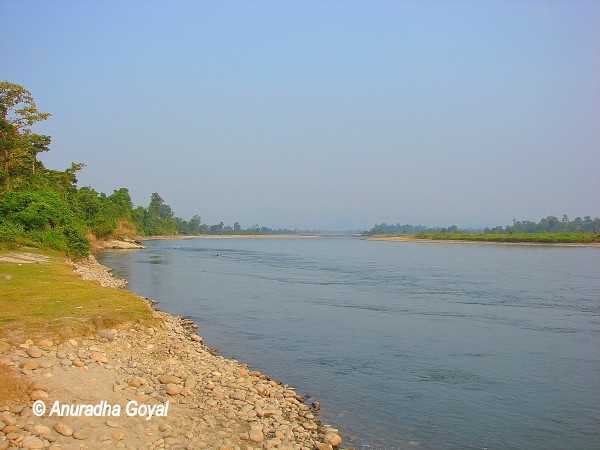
[98,237,600,449]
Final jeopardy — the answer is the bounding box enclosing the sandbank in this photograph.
[363,235,600,247]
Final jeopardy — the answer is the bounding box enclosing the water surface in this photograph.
[99,237,600,449]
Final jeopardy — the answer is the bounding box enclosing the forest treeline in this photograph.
[3,82,598,256]
[365,216,600,236]
[0,82,293,256]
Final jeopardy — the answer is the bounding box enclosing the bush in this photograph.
[61,225,91,257]
[0,221,25,246]
[0,189,90,256]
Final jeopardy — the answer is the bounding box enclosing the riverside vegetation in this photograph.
[363,216,600,244]
[0,82,297,258]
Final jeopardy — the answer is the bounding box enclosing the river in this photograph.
[98,237,600,449]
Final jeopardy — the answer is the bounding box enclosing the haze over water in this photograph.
[99,238,600,449]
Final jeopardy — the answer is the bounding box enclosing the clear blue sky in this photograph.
[2,1,599,230]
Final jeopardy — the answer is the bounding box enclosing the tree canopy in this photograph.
[0,81,51,190]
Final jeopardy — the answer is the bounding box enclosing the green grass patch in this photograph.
[0,248,159,344]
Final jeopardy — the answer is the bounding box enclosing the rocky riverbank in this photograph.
[0,255,343,449]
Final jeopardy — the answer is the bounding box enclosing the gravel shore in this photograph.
[0,255,343,449]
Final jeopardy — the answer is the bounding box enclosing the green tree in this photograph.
[142,193,178,235]
[0,81,51,190]
[107,188,133,219]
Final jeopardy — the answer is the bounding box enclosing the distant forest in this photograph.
[136,192,298,236]
[364,215,600,236]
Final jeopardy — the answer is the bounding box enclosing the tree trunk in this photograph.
[3,148,9,190]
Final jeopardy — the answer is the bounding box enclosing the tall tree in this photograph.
[0,81,51,189]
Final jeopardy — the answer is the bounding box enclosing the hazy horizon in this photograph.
[2,1,599,230]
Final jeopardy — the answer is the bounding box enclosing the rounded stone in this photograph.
[90,351,108,363]
[21,361,39,371]
[26,346,43,358]
[30,390,49,400]
[54,422,73,436]
[21,436,44,449]
[97,330,115,341]
[5,432,20,440]
[248,430,264,443]
[184,375,196,389]
[316,444,333,450]
[159,375,182,385]
[37,340,54,348]
[73,430,90,440]
[324,431,342,447]
[33,424,52,435]
[165,383,182,395]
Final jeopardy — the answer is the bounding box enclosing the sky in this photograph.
[2,0,599,230]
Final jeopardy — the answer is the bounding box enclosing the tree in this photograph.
[107,188,133,219]
[0,81,51,189]
[143,193,178,235]
[148,192,174,220]
[189,215,201,234]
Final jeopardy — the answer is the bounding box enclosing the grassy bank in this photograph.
[0,248,159,344]
[411,232,600,244]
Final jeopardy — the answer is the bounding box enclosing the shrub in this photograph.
[0,189,90,256]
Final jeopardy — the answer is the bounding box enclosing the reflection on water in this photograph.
[99,238,600,449]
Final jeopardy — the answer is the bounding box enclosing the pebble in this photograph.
[90,351,108,363]
[159,375,182,384]
[112,432,124,440]
[165,384,182,395]
[34,424,52,435]
[26,346,43,358]
[316,444,333,450]
[38,359,55,368]
[98,330,115,341]
[30,390,49,400]
[21,436,44,449]
[324,432,343,447]
[248,429,264,442]
[54,422,73,436]
[73,430,90,440]
[3,426,19,434]
[22,361,39,370]
[184,375,196,389]
[37,339,54,348]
